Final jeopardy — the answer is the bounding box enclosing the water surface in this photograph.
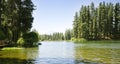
[0,41,120,64]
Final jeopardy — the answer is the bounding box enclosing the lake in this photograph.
[0,41,120,64]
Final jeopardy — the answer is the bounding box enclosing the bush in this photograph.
[17,37,24,46]
[72,38,87,43]
[22,31,39,47]
[71,37,76,41]
[77,38,87,43]
[0,30,6,40]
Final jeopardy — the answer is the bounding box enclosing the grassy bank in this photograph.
[71,38,87,43]
[86,40,120,43]
[71,38,120,43]
[75,40,120,43]
[1,47,24,50]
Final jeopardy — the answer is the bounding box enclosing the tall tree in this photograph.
[73,12,79,38]
[113,3,120,39]
[0,0,34,45]
[65,29,72,40]
[0,0,1,26]
[0,0,3,26]
[107,3,113,39]
[73,2,120,40]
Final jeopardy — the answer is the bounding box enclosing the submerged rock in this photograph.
[38,43,42,45]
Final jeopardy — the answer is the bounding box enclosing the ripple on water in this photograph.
[32,58,104,64]
[34,58,75,64]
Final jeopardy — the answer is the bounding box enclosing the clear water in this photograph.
[0,41,120,64]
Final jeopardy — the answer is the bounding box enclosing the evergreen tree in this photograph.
[0,0,35,46]
[73,2,120,40]
[113,3,120,39]
[65,29,72,40]
[107,3,113,39]
[73,12,79,38]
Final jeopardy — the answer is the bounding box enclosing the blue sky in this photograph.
[32,0,120,34]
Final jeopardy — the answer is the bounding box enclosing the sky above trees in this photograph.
[32,0,120,34]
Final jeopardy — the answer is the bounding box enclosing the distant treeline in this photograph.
[73,2,120,40]
[40,29,73,41]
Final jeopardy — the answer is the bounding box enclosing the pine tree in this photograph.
[73,2,120,40]
[113,3,120,39]
[107,3,113,39]
[73,12,79,38]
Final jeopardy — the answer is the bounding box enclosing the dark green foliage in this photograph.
[40,29,74,41]
[113,3,120,39]
[73,12,79,38]
[0,0,36,47]
[40,32,64,41]
[64,29,72,40]
[17,37,24,47]
[73,2,120,40]
[0,30,6,40]
[22,31,39,47]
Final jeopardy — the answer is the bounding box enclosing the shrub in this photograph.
[71,37,76,41]
[77,38,87,43]
[0,30,6,40]
[22,31,39,47]
[17,37,24,46]
[72,38,87,43]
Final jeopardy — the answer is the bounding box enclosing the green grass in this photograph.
[1,47,24,50]
[86,40,120,43]
[72,38,120,43]
[71,38,87,43]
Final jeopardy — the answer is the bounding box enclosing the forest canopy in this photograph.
[0,0,39,47]
[73,2,120,40]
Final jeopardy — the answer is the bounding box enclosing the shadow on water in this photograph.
[34,58,104,64]
[0,58,104,64]
[0,58,35,64]
[75,59,104,64]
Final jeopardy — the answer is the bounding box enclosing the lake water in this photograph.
[0,41,120,64]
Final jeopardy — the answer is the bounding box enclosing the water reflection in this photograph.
[0,58,35,64]
[35,41,103,64]
[75,43,120,64]
[0,47,39,59]
[38,41,75,58]
[0,47,39,64]
[0,41,120,64]
[35,41,76,64]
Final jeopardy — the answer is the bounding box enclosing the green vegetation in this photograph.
[86,40,120,43]
[1,47,24,50]
[73,38,87,43]
[40,29,73,41]
[1,0,119,47]
[40,2,120,42]
[17,31,40,47]
[73,2,120,40]
[0,0,39,47]
[64,29,73,40]
[40,32,64,41]
[22,31,39,47]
